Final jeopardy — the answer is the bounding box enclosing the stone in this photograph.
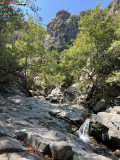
[63,84,78,102]
[107,0,120,16]
[65,104,88,124]
[46,10,80,52]
[56,10,70,20]
[79,153,111,160]
[15,131,27,140]
[46,87,64,103]
[115,149,120,156]
[0,94,5,106]
[50,141,73,160]
[0,93,114,159]
[50,87,62,96]
[58,104,88,125]
[0,136,27,152]
[0,152,43,160]
[90,106,120,147]
[93,99,106,112]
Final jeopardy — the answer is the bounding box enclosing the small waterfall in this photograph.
[77,118,90,143]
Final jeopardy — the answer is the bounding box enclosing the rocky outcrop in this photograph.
[46,9,80,52]
[0,91,119,159]
[63,84,78,102]
[46,87,64,103]
[90,106,120,148]
[107,0,120,16]
[0,94,92,160]
[50,141,73,160]
[0,152,43,160]
[74,153,112,160]
[93,99,106,112]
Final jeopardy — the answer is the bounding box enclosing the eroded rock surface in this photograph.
[0,152,43,160]
[46,9,80,52]
[0,94,119,160]
[90,106,120,148]
[0,95,91,160]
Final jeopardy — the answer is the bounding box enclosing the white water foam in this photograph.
[77,118,90,143]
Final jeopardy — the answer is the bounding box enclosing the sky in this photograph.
[16,0,113,27]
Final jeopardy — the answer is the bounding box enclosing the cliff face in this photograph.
[107,0,120,16]
[45,0,119,53]
[45,10,80,52]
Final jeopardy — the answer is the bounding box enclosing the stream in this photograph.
[77,118,90,143]
[0,93,119,160]
[76,117,119,160]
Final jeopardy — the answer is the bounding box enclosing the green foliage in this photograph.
[96,122,104,132]
[36,50,65,89]
[106,10,120,86]
[60,4,117,89]
[107,71,120,83]
[0,2,119,95]
[0,5,24,79]
[15,17,46,89]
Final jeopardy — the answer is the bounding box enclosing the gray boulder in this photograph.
[93,99,106,112]
[0,136,27,152]
[50,141,73,160]
[0,94,5,106]
[63,84,78,102]
[46,87,64,103]
[73,153,111,160]
[90,106,120,147]
[0,152,43,160]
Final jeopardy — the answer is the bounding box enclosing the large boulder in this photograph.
[50,141,73,160]
[90,106,120,148]
[74,153,112,160]
[0,136,27,152]
[58,104,89,125]
[93,99,106,112]
[0,152,43,160]
[46,87,64,103]
[63,84,78,102]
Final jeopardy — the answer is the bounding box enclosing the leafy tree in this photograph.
[0,4,24,78]
[106,10,120,85]
[15,17,46,89]
[33,50,65,94]
[61,4,117,89]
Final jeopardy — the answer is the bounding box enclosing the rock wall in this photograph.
[45,9,80,52]
[107,0,120,16]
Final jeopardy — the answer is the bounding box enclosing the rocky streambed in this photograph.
[0,93,119,160]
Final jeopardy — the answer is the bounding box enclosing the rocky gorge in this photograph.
[0,84,120,160]
[0,0,120,159]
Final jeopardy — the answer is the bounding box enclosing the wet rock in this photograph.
[79,153,111,160]
[90,106,120,147]
[66,133,92,155]
[50,141,73,160]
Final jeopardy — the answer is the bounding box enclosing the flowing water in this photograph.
[77,118,119,160]
[77,118,90,143]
